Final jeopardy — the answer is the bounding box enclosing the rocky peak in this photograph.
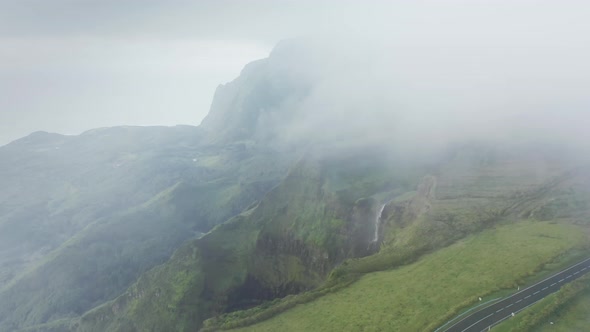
[199,40,318,145]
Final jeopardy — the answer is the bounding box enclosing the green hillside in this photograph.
[75,151,421,331]
[66,142,588,332]
[4,38,590,332]
[234,220,587,332]
[195,147,590,331]
[0,127,292,332]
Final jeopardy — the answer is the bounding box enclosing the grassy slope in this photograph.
[67,146,587,332]
[3,178,282,332]
[235,221,586,332]
[75,154,419,332]
[199,146,575,330]
[0,128,291,332]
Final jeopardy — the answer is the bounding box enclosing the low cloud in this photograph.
[243,15,590,157]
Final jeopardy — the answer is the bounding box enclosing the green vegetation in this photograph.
[17,318,76,332]
[186,146,586,331]
[233,221,585,331]
[4,121,590,332]
[4,41,590,332]
[535,281,590,332]
[0,127,292,331]
[495,274,590,332]
[77,240,207,332]
[76,153,417,332]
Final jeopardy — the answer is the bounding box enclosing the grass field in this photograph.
[536,292,590,331]
[233,220,585,332]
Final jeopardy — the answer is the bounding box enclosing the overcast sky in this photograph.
[0,0,321,144]
[1,0,589,145]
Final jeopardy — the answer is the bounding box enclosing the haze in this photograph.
[3,2,590,331]
[2,0,589,148]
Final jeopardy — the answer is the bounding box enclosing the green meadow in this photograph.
[536,292,590,332]
[235,220,586,332]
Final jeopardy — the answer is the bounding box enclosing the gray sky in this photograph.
[0,0,317,144]
[1,0,589,145]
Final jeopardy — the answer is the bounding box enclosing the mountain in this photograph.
[76,139,590,332]
[199,40,316,146]
[0,126,293,331]
[2,39,590,332]
[74,148,424,331]
[212,161,590,332]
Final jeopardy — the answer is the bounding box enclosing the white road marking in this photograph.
[515,299,522,304]
[542,287,548,291]
[505,304,513,308]
[566,275,572,279]
[574,271,579,275]
[533,291,540,295]
[490,299,547,331]
[460,313,494,332]
[524,295,531,299]
[550,283,556,286]
[441,258,590,332]
[438,298,503,332]
[496,309,503,313]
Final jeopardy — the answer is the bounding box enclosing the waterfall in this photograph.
[372,203,387,243]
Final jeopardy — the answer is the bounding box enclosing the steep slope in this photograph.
[75,150,422,331]
[76,143,580,332]
[199,40,316,146]
[1,40,322,332]
[0,126,201,286]
[234,221,587,332]
[0,126,292,332]
[6,36,590,332]
[205,149,590,331]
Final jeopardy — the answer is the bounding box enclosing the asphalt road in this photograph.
[442,257,590,332]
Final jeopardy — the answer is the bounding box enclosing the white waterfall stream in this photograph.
[372,203,387,243]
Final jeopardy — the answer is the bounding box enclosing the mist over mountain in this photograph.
[202,34,590,157]
[0,124,292,331]
[2,12,590,332]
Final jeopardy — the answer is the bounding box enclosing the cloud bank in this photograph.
[207,8,590,156]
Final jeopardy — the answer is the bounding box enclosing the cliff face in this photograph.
[76,151,413,331]
[0,39,329,332]
[8,37,590,332]
[200,41,317,146]
[72,139,589,332]
[194,146,587,331]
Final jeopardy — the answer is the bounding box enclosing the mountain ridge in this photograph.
[3,38,590,332]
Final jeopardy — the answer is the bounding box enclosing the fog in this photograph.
[271,32,590,153]
[208,3,590,156]
[3,2,590,330]
[3,0,589,149]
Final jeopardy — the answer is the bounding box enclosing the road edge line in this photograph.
[433,298,503,332]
